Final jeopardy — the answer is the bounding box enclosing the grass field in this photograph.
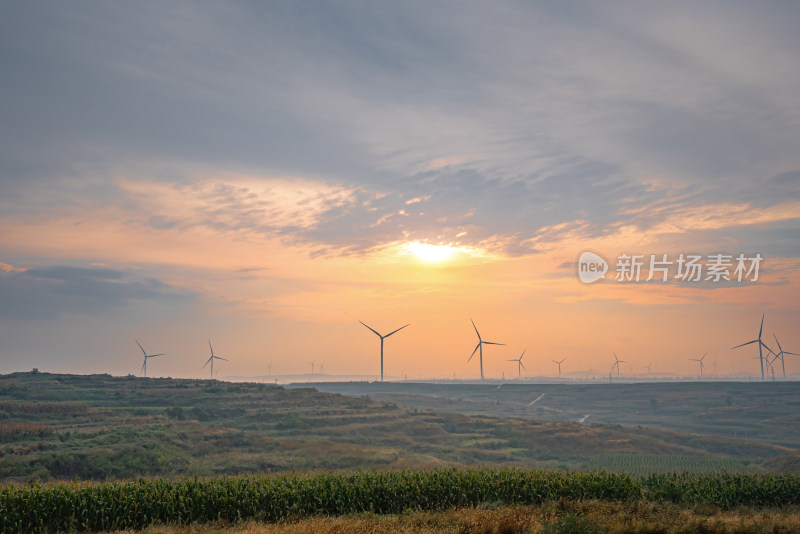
[302,380,800,448]
[1,373,796,482]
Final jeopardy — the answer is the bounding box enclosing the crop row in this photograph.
[1,468,798,533]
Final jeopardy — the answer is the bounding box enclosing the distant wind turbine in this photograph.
[770,333,798,378]
[267,361,272,376]
[645,361,653,374]
[309,360,315,375]
[136,340,165,378]
[611,352,626,378]
[203,340,228,379]
[507,349,527,378]
[468,319,504,380]
[319,363,325,374]
[732,314,775,380]
[689,352,707,377]
[359,321,409,382]
[552,357,567,378]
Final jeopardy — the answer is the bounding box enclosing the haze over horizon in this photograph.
[1,1,799,380]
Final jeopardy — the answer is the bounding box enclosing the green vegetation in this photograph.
[2,468,800,533]
[306,381,800,448]
[111,502,800,534]
[0,373,796,482]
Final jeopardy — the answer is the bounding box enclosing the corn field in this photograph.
[1,468,798,533]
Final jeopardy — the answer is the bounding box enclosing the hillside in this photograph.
[0,373,793,482]
[303,381,800,448]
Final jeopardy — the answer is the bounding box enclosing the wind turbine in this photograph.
[611,352,626,378]
[309,360,315,375]
[359,321,410,382]
[771,333,798,378]
[267,361,272,376]
[689,352,707,377]
[507,349,527,378]
[552,357,567,378]
[319,363,325,374]
[645,361,653,375]
[203,340,228,379]
[732,314,775,380]
[468,319,504,380]
[136,340,165,378]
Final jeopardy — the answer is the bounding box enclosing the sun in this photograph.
[405,242,458,263]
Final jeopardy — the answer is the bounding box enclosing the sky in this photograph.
[1,1,799,381]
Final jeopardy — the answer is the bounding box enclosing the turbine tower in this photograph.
[136,340,165,378]
[611,352,626,378]
[732,314,774,380]
[203,340,228,380]
[771,333,798,378]
[309,360,315,375]
[507,349,526,378]
[468,319,504,380]
[689,352,707,377]
[359,321,409,382]
[552,357,567,378]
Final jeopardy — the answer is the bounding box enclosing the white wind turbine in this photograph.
[732,314,775,380]
[770,333,798,378]
[689,352,707,378]
[136,340,165,377]
[203,340,228,379]
[611,352,626,378]
[507,349,527,378]
[552,357,567,378]
[468,319,504,380]
[359,321,409,382]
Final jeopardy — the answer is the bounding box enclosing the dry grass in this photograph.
[114,500,800,534]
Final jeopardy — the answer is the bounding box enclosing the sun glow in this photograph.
[405,242,459,263]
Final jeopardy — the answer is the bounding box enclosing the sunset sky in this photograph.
[1,1,799,380]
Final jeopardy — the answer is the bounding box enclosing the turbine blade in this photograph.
[784,351,800,356]
[149,353,166,358]
[384,323,410,337]
[215,356,229,362]
[208,339,214,357]
[773,333,783,352]
[613,351,619,363]
[359,321,381,337]
[520,361,527,371]
[520,349,526,361]
[561,358,568,364]
[136,340,146,356]
[731,340,757,349]
[202,356,212,368]
[471,318,482,342]
[759,313,764,339]
[482,341,505,346]
[468,342,480,362]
